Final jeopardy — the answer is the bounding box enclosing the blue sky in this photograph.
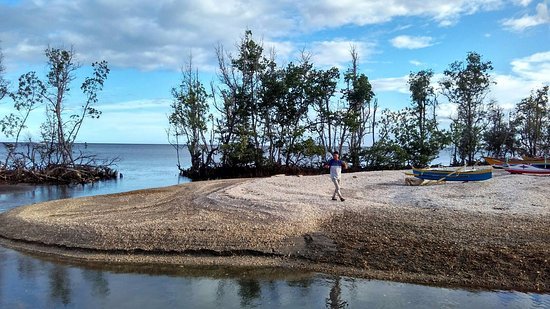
[0,0,549,144]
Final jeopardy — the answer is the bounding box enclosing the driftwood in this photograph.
[404,176,446,186]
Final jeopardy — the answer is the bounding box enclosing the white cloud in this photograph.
[374,51,549,120]
[512,0,534,5]
[436,102,458,121]
[501,1,550,31]
[309,40,376,68]
[372,75,409,93]
[0,0,533,72]
[510,51,550,82]
[295,0,506,28]
[390,35,435,49]
[98,99,171,112]
[0,0,295,71]
[488,51,550,107]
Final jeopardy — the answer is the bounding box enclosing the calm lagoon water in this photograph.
[0,143,548,308]
[0,143,188,212]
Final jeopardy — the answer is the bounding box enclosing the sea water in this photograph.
[0,143,548,308]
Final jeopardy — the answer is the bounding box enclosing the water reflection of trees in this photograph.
[326,277,348,309]
[11,252,112,306]
[49,265,71,306]
[237,279,262,307]
[287,277,314,300]
[17,254,39,280]
[215,279,228,307]
[0,249,4,304]
[81,269,110,298]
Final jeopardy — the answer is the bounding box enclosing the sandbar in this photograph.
[0,169,548,292]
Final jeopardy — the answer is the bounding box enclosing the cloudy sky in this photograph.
[0,0,549,144]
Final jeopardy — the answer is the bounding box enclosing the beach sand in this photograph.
[0,169,548,292]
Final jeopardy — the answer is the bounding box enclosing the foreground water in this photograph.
[1,246,548,309]
[0,144,548,308]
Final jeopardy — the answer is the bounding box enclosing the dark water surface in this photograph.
[1,144,548,308]
[1,246,548,309]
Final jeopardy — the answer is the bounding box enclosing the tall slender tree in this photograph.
[483,103,516,158]
[341,47,375,168]
[1,47,112,184]
[440,52,494,164]
[1,72,45,168]
[514,85,549,157]
[215,30,267,168]
[308,64,340,157]
[257,51,284,165]
[393,70,449,167]
[364,109,408,168]
[0,45,7,101]
[169,56,214,175]
[40,47,109,166]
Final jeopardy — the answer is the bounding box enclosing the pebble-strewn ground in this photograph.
[0,169,548,292]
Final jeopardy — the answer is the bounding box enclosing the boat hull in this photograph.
[504,164,550,175]
[412,167,493,181]
[484,157,550,169]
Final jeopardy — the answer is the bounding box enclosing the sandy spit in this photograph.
[0,169,548,292]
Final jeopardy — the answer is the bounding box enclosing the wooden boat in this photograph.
[484,156,549,168]
[411,167,493,182]
[504,164,550,175]
[483,157,508,166]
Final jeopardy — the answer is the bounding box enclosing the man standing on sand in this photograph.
[324,151,347,202]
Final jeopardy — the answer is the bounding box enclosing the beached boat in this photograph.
[504,164,550,175]
[411,167,493,182]
[484,156,549,169]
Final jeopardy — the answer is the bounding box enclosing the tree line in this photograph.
[0,46,116,184]
[168,30,549,180]
[0,33,548,184]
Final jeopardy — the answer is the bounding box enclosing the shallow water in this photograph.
[1,143,548,307]
[1,246,548,309]
[0,143,189,212]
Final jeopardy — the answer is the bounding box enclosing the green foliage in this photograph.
[340,48,376,166]
[169,58,213,173]
[363,140,408,169]
[1,72,45,139]
[172,33,540,178]
[1,47,109,170]
[372,71,450,168]
[38,47,110,165]
[308,66,340,155]
[0,46,7,101]
[222,137,263,168]
[81,61,109,119]
[513,85,549,157]
[391,70,450,167]
[440,52,493,164]
[275,60,316,165]
[359,109,408,169]
[0,47,113,183]
[482,103,517,157]
[216,30,269,167]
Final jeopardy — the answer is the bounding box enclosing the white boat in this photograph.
[504,164,550,175]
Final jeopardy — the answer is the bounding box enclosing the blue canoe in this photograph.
[412,167,493,182]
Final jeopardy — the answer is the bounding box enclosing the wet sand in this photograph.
[0,169,548,292]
